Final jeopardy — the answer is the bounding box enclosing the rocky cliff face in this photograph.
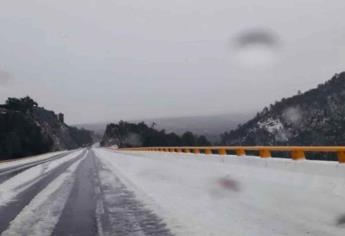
[221,72,345,146]
[0,97,94,159]
[32,107,91,150]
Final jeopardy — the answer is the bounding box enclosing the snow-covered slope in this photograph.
[222,72,345,149]
[95,149,345,236]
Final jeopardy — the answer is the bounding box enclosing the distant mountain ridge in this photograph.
[77,113,253,143]
[221,72,345,146]
[0,96,94,159]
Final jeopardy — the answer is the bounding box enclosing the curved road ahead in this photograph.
[0,149,172,236]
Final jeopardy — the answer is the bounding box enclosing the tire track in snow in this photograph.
[1,149,173,235]
[52,150,98,236]
[95,152,173,236]
[0,149,87,233]
[0,150,83,208]
[0,151,73,185]
[1,151,88,236]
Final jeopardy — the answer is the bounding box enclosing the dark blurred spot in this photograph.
[230,29,280,68]
[336,215,345,226]
[235,29,279,48]
[217,176,241,192]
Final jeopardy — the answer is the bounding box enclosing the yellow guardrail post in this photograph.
[218,148,227,155]
[259,149,271,158]
[291,150,305,160]
[236,149,246,156]
[204,149,212,155]
[337,151,345,163]
[193,148,200,154]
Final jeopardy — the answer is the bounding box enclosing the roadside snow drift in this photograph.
[95,148,345,236]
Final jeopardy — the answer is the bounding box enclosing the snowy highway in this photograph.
[0,149,171,236]
[0,148,345,235]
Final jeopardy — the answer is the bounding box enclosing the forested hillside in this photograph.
[221,72,345,147]
[101,121,210,148]
[0,96,94,159]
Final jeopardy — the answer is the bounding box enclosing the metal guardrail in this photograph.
[120,146,345,163]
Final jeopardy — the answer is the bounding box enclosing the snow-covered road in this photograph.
[95,149,345,236]
[0,149,172,236]
[0,148,345,236]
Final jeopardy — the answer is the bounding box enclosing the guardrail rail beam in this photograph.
[119,146,345,163]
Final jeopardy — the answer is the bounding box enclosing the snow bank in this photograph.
[94,148,345,236]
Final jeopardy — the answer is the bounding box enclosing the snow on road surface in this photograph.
[0,149,173,236]
[0,150,70,171]
[95,153,173,236]
[2,152,87,236]
[1,148,345,236]
[0,150,83,207]
[95,148,345,236]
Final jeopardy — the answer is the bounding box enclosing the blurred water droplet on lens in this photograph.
[217,177,241,192]
[336,214,345,226]
[230,29,280,69]
[0,70,13,86]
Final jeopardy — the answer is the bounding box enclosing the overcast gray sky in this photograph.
[0,0,344,124]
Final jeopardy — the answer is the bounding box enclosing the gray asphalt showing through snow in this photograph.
[52,149,98,236]
[0,149,173,235]
[0,150,85,233]
[53,149,173,236]
[0,151,73,184]
[94,152,173,236]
